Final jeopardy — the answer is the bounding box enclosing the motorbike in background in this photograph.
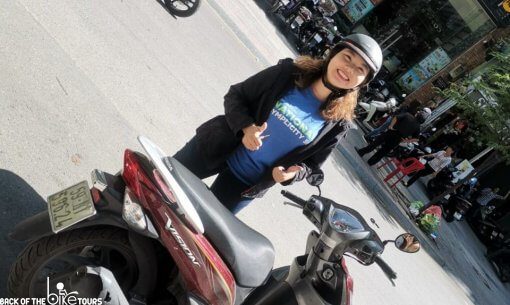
[426,164,457,198]
[163,0,200,17]
[387,141,431,161]
[289,6,313,36]
[271,0,302,19]
[8,136,421,304]
[428,175,476,222]
[440,195,473,222]
[486,240,510,283]
[358,96,398,126]
[469,200,506,249]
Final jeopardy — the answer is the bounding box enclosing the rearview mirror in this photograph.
[306,169,324,187]
[394,233,421,253]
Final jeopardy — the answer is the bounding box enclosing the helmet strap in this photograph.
[321,70,357,104]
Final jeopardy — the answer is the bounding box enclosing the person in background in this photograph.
[429,118,468,151]
[403,147,454,187]
[476,187,510,207]
[356,109,429,166]
[173,34,384,214]
[364,100,423,142]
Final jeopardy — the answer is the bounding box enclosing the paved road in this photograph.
[338,129,510,305]
[1,0,509,304]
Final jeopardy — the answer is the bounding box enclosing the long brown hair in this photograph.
[294,56,359,121]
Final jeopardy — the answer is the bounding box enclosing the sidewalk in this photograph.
[205,0,296,67]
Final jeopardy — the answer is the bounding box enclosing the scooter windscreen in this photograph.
[328,208,365,233]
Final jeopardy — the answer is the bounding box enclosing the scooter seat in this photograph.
[164,157,275,288]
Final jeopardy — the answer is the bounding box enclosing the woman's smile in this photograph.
[336,68,350,82]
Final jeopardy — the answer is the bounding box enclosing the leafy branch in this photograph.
[437,41,510,162]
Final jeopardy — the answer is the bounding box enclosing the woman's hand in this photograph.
[242,122,268,151]
[272,165,303,183]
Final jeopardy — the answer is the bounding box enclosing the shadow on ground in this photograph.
[0,170,47,296]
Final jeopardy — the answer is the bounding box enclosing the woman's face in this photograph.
[326,48,370,90]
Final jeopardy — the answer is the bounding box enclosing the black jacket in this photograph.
[195,58,353,198]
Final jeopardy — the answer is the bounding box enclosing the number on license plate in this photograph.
[47,180,96,233]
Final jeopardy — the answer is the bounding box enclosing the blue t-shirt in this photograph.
[227,87,325,185]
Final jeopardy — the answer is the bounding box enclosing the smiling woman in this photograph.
[173,33,383,214]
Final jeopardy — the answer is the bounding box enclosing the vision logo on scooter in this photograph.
[165,213,201,266]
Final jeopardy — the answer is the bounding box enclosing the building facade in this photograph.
[334,0,509,104]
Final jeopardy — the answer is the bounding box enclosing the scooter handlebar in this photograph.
[374,255,397,282]
[281,190,307,208]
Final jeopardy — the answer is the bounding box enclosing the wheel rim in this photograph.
[165,0,198,12]
[28,243,138,297]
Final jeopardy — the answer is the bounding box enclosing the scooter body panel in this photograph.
[126,153,236,305]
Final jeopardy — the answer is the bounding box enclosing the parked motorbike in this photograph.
[8,136,420,304]
[486,241,510,283]
[426,165,456,198]
[313,0,338,17]
[272,0,303,20]
[440,195,473,222]
[163,0,200,17]
[360,80,389,103]
[387,139,431,161]
[289,6,313,35]
[298,27,329,57]
[358,95,406,126]
[469,203,506,248]
[270,0,291,13]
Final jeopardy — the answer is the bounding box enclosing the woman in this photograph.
[174,34,383,213]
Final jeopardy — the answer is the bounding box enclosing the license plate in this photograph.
[296,16,304,25]
[314,34,323,43]
[47,181,96,233]
[282,0,290,5]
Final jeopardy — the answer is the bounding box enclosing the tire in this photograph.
[165,0,200,17]
[8,227,139,297]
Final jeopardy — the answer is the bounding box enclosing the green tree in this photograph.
[438,42,510,162]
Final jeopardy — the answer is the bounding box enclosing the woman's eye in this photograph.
[358,68,365,74]
[344,55,351,61]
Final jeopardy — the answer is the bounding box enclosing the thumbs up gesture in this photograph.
[242,122,268,151]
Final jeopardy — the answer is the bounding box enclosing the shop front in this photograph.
[337,0,497,94]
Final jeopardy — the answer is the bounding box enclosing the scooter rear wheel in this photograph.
[7,227,139,297]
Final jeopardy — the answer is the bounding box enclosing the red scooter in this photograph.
[8,136,420,304]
